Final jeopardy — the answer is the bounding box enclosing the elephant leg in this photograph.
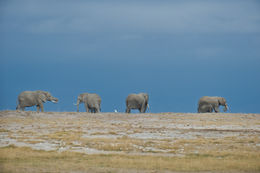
[16,105,23,111]
[37,105,40,112]
[199,104,213,113]
[214,106,220,113]
[198,105,201,113]
[84,104,89,112]
[39,103,44,112]
[19,106,25,111]
[205,108,212,113]
[198,104,205,113]
[209,106,213,113]
[140,104,146,113]
[143,105,147,113]
[126,107,131,113]
[77,105,80,112]
[96,104,101,113]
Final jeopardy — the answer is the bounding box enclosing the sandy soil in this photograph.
[0,111,259,156]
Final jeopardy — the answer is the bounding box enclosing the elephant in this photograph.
[126,93,149,113]
[198,96,229,113]
[16,90,58,112]
[75,93,101,113]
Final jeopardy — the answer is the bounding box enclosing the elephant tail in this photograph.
[16,99,19,110]
[197,106,201,113]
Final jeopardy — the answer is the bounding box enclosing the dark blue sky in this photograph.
[1,0,260,113]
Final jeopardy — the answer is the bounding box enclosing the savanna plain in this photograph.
[0,111,259,173]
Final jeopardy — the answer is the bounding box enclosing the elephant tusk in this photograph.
[52,100,58,103]
[147,104,150,110]
[227,105,231,112]
[223,104,230,112]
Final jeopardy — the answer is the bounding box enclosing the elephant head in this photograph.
[37,91,58,103]
[76,93,86,112]
[218,97,229,112]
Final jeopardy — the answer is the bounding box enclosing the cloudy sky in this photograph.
[1,0,260,113]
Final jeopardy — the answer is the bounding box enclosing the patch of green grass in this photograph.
[0,145,260,173]
[0,129,9,132]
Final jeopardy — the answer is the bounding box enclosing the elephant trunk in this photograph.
[76,99,80,112]
[51,97,58,103]
[223,104,229,112]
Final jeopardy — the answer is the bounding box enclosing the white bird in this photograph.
[114,109,118,113]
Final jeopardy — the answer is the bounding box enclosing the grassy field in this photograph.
[0,111,259,172]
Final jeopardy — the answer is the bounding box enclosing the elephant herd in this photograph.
[16,90,230,113]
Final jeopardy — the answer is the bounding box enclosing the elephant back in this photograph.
[87,93,101,104]
[126,93,148,105]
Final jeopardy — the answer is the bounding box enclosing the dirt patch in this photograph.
[1,111,259,155]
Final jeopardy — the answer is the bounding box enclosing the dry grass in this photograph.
[32,127,260,154]
[79,136,145,152]
[0,145,259,173]
[1,111,260,172]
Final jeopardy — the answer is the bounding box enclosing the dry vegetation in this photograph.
[0,111,260,172]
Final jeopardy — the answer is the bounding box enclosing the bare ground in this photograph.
[0,111,260,172]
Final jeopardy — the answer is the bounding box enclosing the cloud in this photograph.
[1,0,260,34]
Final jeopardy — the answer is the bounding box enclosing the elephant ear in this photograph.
[39,93,47,103]
[77,96,82,103]
[143,93,149,102]
[79,94,85,102]
[145,94,149,101]
[77,94,86,103]
[218,97,225,105]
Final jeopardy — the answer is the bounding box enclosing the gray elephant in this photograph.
[198,96,229,113]
[75,93,101,113]
[16,90,58,112]
[126,93,149,113]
